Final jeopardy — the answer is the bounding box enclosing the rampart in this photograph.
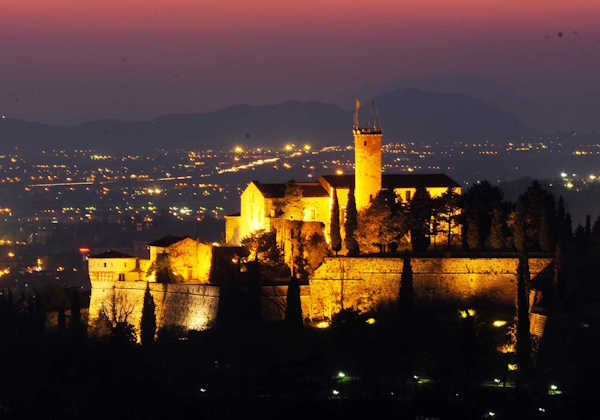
[89,281,219,337]
[299,257,553,321]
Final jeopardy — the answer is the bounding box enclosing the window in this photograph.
[103,262,107,268]
[369,194,373,202]
[124,262,127,268]
[310,209,316,220]
[364,140,367,146]
[118,274,125,281]
[405,191,411,201]
[270,209,275,217]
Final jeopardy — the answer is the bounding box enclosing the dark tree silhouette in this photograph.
[101,286,136,345]
[539,205,553,252]
[467,211,481,251]
[398,251,414,318]
[280,180,305,220]
[345,186,359,255]
[436,188,462,250]
[330,189,342,255]
[554,241,565,302]
[247,260,262,322]
[513,198,527,252]
[490,206,505,251]
[285,276,303,327]
[464,180,503,249]
[516,255,531,378]
[408,185,432,252]
[140,283,157,347]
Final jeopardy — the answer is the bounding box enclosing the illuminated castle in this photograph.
[225,99,462,248]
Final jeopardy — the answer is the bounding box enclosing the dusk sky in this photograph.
[3,0,600,123]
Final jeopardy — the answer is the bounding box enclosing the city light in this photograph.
[493,320,507,327]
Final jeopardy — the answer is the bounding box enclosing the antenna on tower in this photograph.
[369,99,374,127]
[376,108,380,128]
[354,99,360,128]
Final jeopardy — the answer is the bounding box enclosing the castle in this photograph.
[225,99,462,250]
[87,100,552,338]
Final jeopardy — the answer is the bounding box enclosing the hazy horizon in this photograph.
[3,0,600,124]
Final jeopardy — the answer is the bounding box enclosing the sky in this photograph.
[2,0,600,124]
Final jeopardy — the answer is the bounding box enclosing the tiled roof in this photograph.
[318,175,355,189]
[382,173,460,189]
[319,173,459,190]
[252,181,329,199]
[146,235,189,247]
[89,250,135,259]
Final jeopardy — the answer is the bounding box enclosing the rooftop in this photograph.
[252,181,329,199]
[89,250,135,259]
[146,235,189,248]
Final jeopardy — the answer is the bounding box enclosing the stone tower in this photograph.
[353,99,383,210]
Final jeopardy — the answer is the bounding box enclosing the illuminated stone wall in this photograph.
[225,215,241,245]
[354,130,383,210]
[88,280,219,339]
[167,238,214,283]
[303,257,553,321]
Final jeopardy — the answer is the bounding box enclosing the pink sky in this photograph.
[2,0,600,123]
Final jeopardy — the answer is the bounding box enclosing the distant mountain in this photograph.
[344,73,600,134]
[372,89,535,143]
[0,91,534,152]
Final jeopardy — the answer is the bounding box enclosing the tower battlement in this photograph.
[353,99,383,210]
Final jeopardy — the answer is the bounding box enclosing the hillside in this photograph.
[0,91,534,152]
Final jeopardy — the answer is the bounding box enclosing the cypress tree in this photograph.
[490,206,504,251]
[330,189,342,255]
[345,186,359,255]
[539,205,553,252]
[514,198,527,252]
[247,261,262,322]
[409,185,432,252]
[285,276,303,327]
[553,240,565,302]
[467,211,481,251]
[398,251,414,317]
[140,283,157,347]
[564,212,573,244]
[516,255,531,378]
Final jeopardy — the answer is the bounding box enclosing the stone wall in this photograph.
[89,281,219,339]
[304,257,553,321]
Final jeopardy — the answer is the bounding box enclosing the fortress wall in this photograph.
[305,257,553,321]
[89,281,219,338]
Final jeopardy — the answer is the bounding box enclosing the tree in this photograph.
[345,186,359,255]
[553,241,565,302]
[330,189,342,255]
[280,180,305,220]
[70,288,85,338]
[355,194,406,253]
[398,251,414,317]
[246,260,262,322]
[304,232,330,274]
[464,181,504,249]
[241,229,288,279]
[539,205,553,252]
[408,185,432,252]
[516,255,531,378]
[140,283,157,347]
[285,276,303,327]
[100,286,136,345]
[467,211,481,251]
[513,198,527,252]
[490,206,505,251]
[436,188,463,250]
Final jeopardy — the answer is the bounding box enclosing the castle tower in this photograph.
[353,99,383,210]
